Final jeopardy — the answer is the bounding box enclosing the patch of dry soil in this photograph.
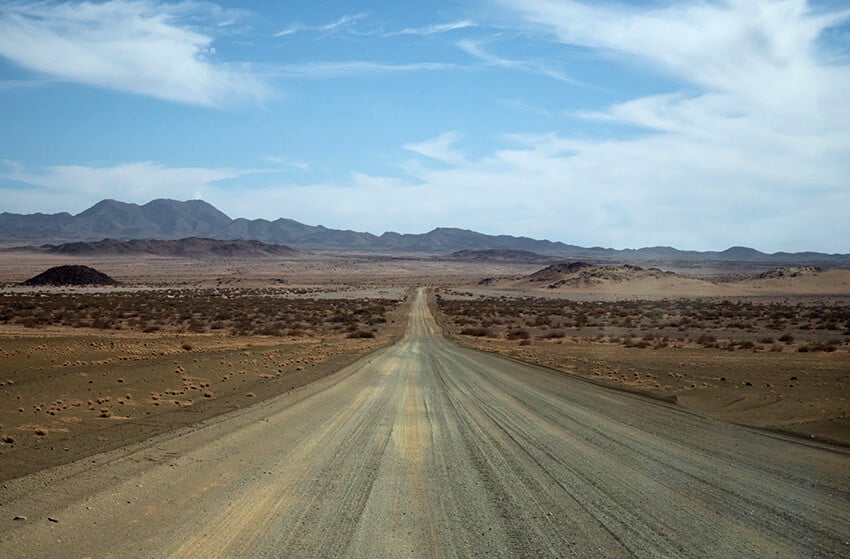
[0,293,411,481]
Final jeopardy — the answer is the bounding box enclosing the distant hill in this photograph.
[2,198,849,265]
[45,237,299,258]
[0,199,232,242]
[524,262,676,289]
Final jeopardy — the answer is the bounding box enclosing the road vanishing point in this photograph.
[1,289,849,558]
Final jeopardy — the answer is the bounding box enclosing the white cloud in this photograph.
[264,156,310,172]
[267,60,460,79]
[457,0,850,251]
[501,0,850,89]
[387,20,476,37]
[404,132,466,166]
[0,1,268,106]
[457,39,580,84]
[274,13,366,37]
[4,122,849,251]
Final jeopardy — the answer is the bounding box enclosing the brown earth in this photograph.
[1,248,849,483]
[435,290,850,446]
[0,251,537,289]
[0,290,411,482]
[2,289,847,557]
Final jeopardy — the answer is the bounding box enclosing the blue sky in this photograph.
[1,0,849,252]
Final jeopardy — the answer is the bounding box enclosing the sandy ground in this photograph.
[0,290,412,481]
[440,333,850,445]
[480,268,850,298]
[1,249,849,482]
[1,290,847,558]
[0,251,539,289]
[436,282,850,446]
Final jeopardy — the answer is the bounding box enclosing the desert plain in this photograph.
[0,248,849,557]
[1,250,849,483]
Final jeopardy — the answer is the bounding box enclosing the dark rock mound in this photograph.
[528,262,594,282]
[755,266,824,280]
[22,265,119,287]
[526,262,676,289]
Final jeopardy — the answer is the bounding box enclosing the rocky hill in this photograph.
[524,262,676,289]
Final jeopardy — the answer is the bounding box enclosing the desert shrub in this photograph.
[506,328,531,340]
[460,327,496,337]
[697,334,717,347]
[0,290,398,338]
[347,330,375,339]
[540,329,566,339]
[799,340,840,353]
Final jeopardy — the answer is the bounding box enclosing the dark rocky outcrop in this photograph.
[22,265,119,287]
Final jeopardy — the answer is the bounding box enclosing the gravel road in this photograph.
[1,288,848,558]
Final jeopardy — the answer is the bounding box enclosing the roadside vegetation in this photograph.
[0,289,394,339]
[437,292,850,353]
[435,291,850,445]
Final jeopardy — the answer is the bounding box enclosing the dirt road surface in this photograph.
[1,289,849,557]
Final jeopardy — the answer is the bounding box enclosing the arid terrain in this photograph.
[0,285,847,558]
[436,262,850,445]
[0,250,849,556]
[0,290,407,481]
[1,252,849,477]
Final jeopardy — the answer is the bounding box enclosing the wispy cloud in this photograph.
[404,132,466,165]
[274,13,367,37]
[386,20,476,37]
[498,0,850,108]
[457,39,580,84]
[264,156,310,172]
[0,0,268,106]
[267,60,460,79]
[453,0,850,250]
[0,78,56,91]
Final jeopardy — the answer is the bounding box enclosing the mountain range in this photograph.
[1,199,848,264]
